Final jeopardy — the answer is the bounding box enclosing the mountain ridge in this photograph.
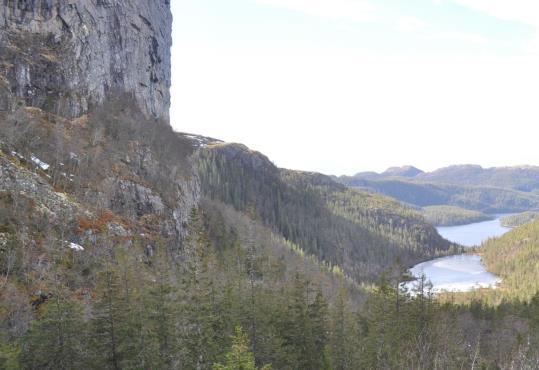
[345,163,539,191]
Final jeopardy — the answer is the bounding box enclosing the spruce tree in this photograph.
[280,274,309,368]
[307,288,329,369]
[145,247,178,368]
[180,208,220,369]
[213,326,272,370]
[19,295,86,369]
[90,264,131,369]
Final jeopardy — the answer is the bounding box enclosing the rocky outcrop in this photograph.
[0,0,171,120]
[0,1,204,249]
[0,153,88,226]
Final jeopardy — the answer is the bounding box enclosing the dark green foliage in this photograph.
[2,190,539,369]
[422,205,493,226]
[90,266,132,369]
[19,296,86,369]
[144,249,178,368]
[3,96,539,369]
[213,326,272,370]
[339,176,539,213]
[178,208,221,369]
[500,211,539,227]
[278,274,330,370]
[196,144,456,281]
[481,219,539,302]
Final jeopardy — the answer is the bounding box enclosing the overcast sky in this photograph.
[170,0,539,176]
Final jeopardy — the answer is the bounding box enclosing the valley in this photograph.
[436,214,512,247]
[405,215,512,294]
[2,1,539,369]
[338,166,539,215]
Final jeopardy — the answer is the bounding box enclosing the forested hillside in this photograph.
[3,1,539,368]
[422,205,493,226]
[500,211,539,227]
[346,164,539,191]
[338,176,539,213]
[481,219,539,302]
[0,103,366,368]
[6,104,530,369]
[419,165,539,191]
[197,143,457,281]
[339,164,539,216]
[1,78,539,370]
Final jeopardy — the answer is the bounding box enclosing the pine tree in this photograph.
[145,247,178,368]
[279,274,329,369]
[245,214,260,359]
[330,286,359,370]
[180,208,220,369]
[307,288,329,369]
[118,251,156,369]
[360,276,403,369]
[19,294,86,369]
[90,264,131,369]
[213,326,272,370]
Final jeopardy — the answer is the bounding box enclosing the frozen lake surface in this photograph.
[405,215,510,293]
[404,255,501,293]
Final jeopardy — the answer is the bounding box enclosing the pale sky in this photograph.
[170,0,539,176]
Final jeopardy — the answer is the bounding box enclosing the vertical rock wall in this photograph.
[0,0,172,120]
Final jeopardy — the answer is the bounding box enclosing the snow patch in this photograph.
[184,134,207,146]
[30,155,50,171]
[11,151,24,160]
[404,254,501,294]
[68,242,84,251]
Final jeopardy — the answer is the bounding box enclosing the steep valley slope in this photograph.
[4,2,539,368]
[0,2,457,366]
[197,142,457,281]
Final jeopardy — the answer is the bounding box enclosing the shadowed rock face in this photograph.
[0,0,172,120]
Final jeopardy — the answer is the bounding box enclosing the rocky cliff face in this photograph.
[0,1,201,248]
[0,0,171,120]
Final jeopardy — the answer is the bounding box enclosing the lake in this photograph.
[437,215,511,247]
[405,215,511,293]
[404,255,501,293]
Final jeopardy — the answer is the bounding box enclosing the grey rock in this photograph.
[0,232,8,249]
[0,1,202,250]
[112,179,165,217]
[107,222,129,238]
[0,0,172,120]
[0,155,86,222]
[171,175,200,240]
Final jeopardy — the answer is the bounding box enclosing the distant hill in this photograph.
[337,177,539,214]
[418,165,539,191]
[382,165,424,178]
[338,165,539,214]
[345,164,539,192]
